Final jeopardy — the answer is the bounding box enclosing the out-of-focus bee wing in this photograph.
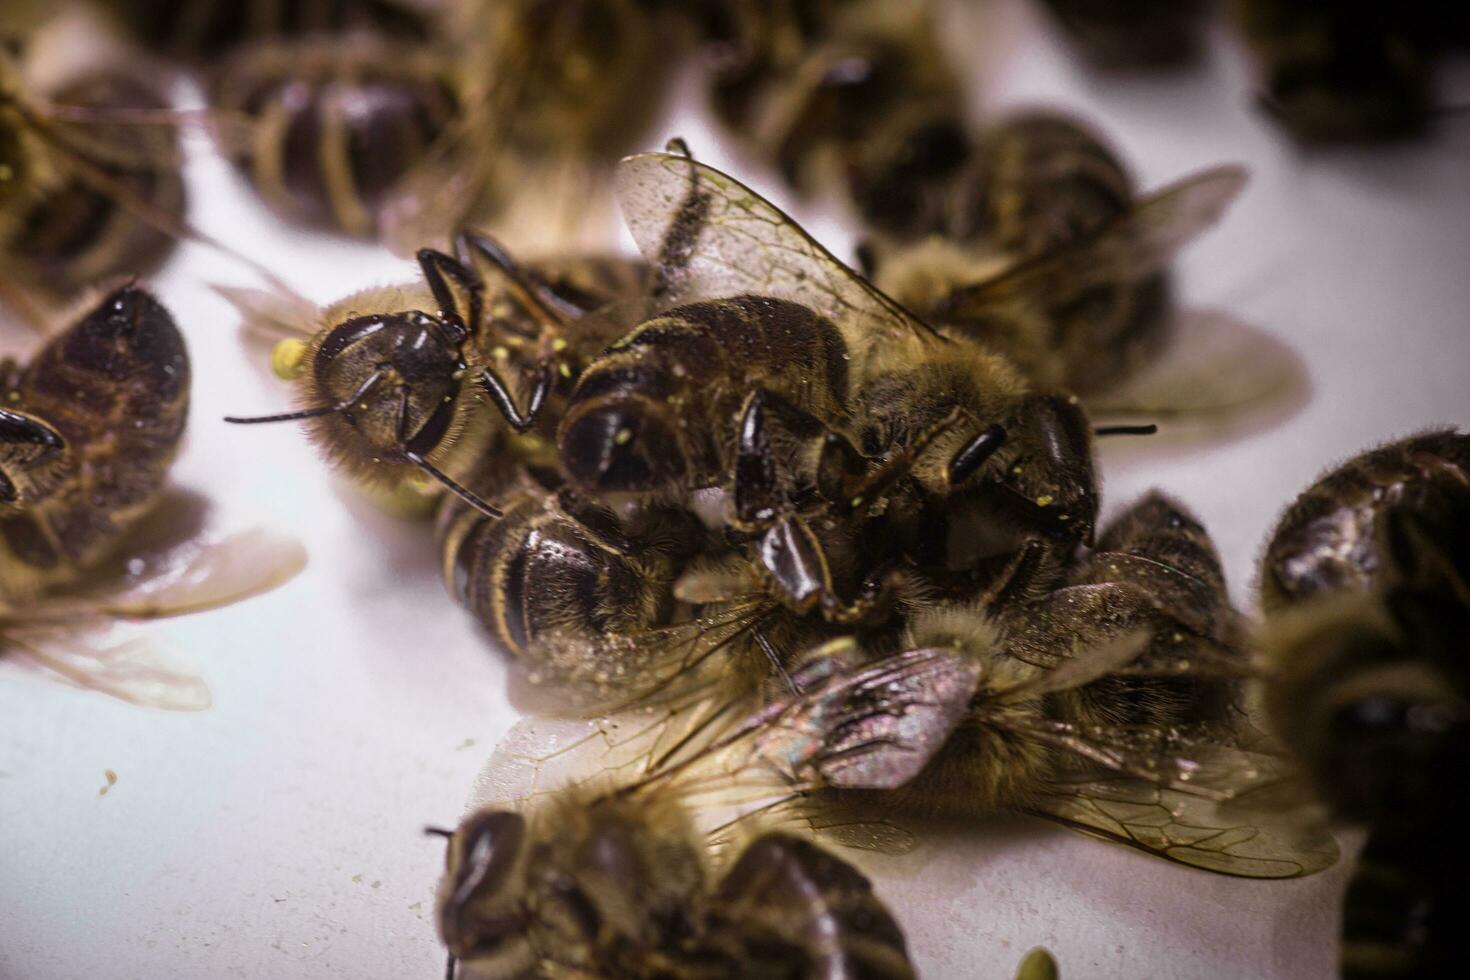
[950,165,1248,314]
[377,122,506,258]
[213,284,320,350]
[616,150,940,343]
[29,529,306,623]
[1031,769,1339,878]
[2,628,211,711]
[1083,309,1309,439]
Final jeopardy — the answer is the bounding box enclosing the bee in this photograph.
[1258,432,1470,977]
[206,31,465,238]
[1036,0,1207,71]
[565,146,1106,561]
[225,233,647,516]
[95,0,437,61]
[1,13,187,317]
[431,645,956,979]
[435,453,714,702]
[1230,0,1435,143]
[1,287,306,707]
[863,112,1246,397]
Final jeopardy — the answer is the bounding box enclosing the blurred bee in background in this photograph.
[1036,0,1208,71]
[1260,430,1470,977]
[1,10,187,323]
[689,1,973,243]
[225,232,648,516]
[862,112,1247,398]
[1,286,305,708]
[94,0,439,61]
[1230,0,1436,143]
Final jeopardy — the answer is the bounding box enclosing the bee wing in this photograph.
[27,529,306,623]
[1008,717,1338,878]
[3,627,211,711]
[948,165,1248,316]
[1030,769,1339,879]
[616,150,940,343]
[212,283,320,351]
[1082,309,1309,438]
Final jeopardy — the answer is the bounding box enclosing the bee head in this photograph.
[435,810,534,967]
[558,396,686,493]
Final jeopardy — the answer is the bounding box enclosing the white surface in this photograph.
[3,4,1469,979]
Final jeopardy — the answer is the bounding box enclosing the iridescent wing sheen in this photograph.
[616,149,940,344]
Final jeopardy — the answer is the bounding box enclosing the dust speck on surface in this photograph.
[455,737,476,751]
[99,770,118,796]
[351,873,363,884]
[371,880,381,889]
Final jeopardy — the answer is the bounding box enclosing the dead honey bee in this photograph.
[1259,431,1470,976]
[1,286,306,707]
[1037,0,1207,71]
[564,146,1107,556]
[207,30,465,238]
[863,111,1246,398]
[95,0,438,61]
[1,12,186,320]
[1230,0,1436,142]
[225,234,647,516]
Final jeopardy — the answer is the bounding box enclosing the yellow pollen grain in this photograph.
[614,428,633,445]
[850,496,864,509]
[559,363,572,378]
[1036,494,1054,507]
[491,345,509,360]
[551,338,568,352]
[1012,466,1022,475]
[270,339,308,380]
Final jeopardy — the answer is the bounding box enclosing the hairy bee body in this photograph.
[209,33,461,237]
[0,287,188,595]
[437,787,914,979]
[1,52,186,301]
[559,295,852,496]
[98,0,436,60]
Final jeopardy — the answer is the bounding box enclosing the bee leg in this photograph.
[839,407,975,515]
[417,248,482,334]
[455,231,584,323]
[553,487,637,556]
[948,423,1008,487]
[753,627,800,694]
[0,409,67,505]
[732,387,830,528]
[476,360,553,433]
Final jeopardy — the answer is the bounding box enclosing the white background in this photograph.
[3,3,1469,978]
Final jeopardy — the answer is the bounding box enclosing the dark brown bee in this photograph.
[226,234,647,515]
[1259,432,1470,976]
[435,799,914,980]
[1037,0,1208,70]
[95,0,436,61]
[207,31,463,237]
[0,286,188,595]
[575,148,1105,548]
[435,455,711,700]
[1,287,306,709]
[1230,0,1434,143]
[1,19,186,315]
[865,112,1245,397]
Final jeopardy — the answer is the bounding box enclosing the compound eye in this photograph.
[448,811,526,909]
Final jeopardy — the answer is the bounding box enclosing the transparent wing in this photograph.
[1009,716,1338,878]
[212,284,320,349]
[615,150,939,344]
[947,166,1248,317]
[1031,771,1339,878]
[2,627,210,711]
[27,528,306,623]
[1084,309,1310,441]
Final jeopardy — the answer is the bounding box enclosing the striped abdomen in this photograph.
[559,295,851,494]
[0,288,189,594]
[5,71,186,298]
[211,35,459,236]
[1262,430,1470,611]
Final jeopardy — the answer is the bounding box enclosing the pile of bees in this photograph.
[3,1,1467,979]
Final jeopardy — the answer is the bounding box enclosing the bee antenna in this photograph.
[423,826,454,839]
[405,451,503,519]
[1093,423,1158,437]
[225,370,386,426]
[445,953,457,980]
